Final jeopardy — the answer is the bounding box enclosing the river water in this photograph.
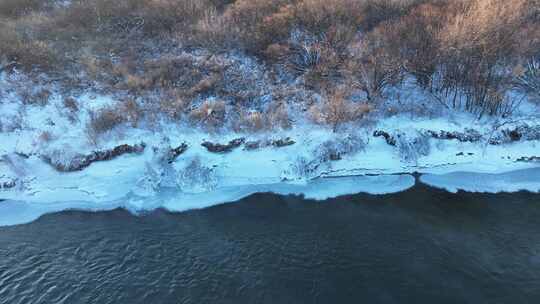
[1,184,540,304]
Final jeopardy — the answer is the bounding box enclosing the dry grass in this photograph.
[85,100,143,143]
[0,19,57,71]
[1,0,539,122]
[159,90,191,120]
[37,131,53,145]
[0,0,45,18]
[88,107,124,135]
[19,88,52,106]
[189,99,227,131]
[310,87,373,132]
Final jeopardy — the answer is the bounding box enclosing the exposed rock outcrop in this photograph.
[424,129,482,143]
[43,143,146,172]
[271,137,296,147]
[373,130,396,146]
[456,152,475,156]
[0,177,17,190]
[375,125,540,147]
[244,141,262,150]
[201,138,245,153]
[165,143,189,163]
[244,137,296,151]
[516,156,540,163]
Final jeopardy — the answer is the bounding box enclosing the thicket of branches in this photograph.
[1,0,539,133]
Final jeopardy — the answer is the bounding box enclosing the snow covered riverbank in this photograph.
[1,113,540,226]
[1,72,540,226]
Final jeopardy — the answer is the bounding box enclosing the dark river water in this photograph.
[1,184,540,304]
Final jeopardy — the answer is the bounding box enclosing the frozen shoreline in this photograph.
[1,167,539,227]
[2,110,540,227]
[1,72,540,227]
[1,151,539,227]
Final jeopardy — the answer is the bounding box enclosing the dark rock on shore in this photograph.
[375,125,540,147]
[373,130,396,146]
[43,143,146,172]
[244,137,296,151]
[166,143,189,163]
[424,129,482,143]
[516,156,540,163]
[0,177,17,190]
[0,62,17,74]
[244,141,262,150]
[202,138,245,153]
[271,137,295,147]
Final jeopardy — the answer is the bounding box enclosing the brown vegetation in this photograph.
[1,0,538,132]
[310,88,372,132]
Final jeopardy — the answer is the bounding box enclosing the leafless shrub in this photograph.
[159,91,191,120]
[2,0,539,123]
[515,56,540,103]
[20,88,52,106]
[232,100,291,132]
[123,74,152,92]
[345,33,403,102]
[0,20,57,71]
[378,3,443,89]
[316,134,367,162]
[290,156,319,180]
[178,157,217,191]
[189,99,227,131]
[433,0,529,116]
[2,153,28,178]
[37,131,53,144]
[396,131,431,163]
[266,101,292,130]
[287,29,324,73]
[86,105,125,143]
[0,112,23,133]
[85,99,142,143]
[120,98,143,127]
[62,97,79,112]
[59,96,79,123]
[310,88,373,132]
[234,110,266,132]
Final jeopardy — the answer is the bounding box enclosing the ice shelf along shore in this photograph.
[1,166,540,227]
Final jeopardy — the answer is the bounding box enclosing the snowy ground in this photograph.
[1,71,540,226]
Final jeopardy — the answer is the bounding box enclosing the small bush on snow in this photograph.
[310,87,372,132]
[317,134,366,162]
[20,88,52,107]
[86,107,124,144]
[396,132,431,163]
[288,156,320,180]
[0,112,23,133]
[516,56,540,103]
[189,99,227,131]
[177,157,217,192]
[136,162,162,194]
[138,154,217,194]
[86,99,142,144]
[233,101,292,132]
